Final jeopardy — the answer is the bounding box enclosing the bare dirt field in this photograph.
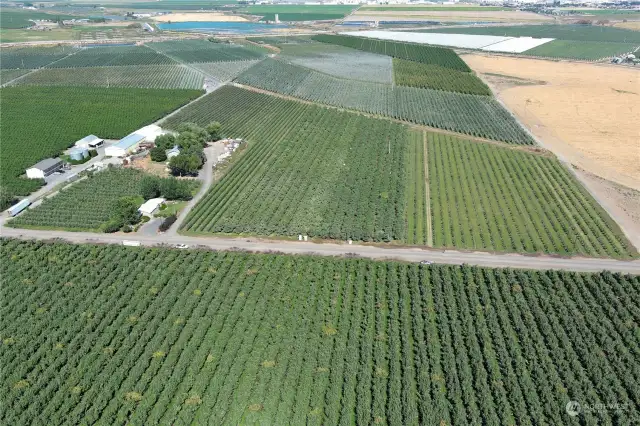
[576,168,640,249]
[464,54,640,191]
[614,21,640,31]
[152,13,248,23]
[349,10,552,22]
[128,156,170,177]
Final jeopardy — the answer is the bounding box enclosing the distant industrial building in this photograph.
[26,158,63,179]
[105,125,165,158]
[138,198,165,216]
[75,135,104,149]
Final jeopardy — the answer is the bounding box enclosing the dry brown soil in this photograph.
[614,21,640,31]
[464,54,640,191]
[576,168,640,249]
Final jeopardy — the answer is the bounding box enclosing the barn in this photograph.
[26,158,63,179]
[105,133,146,158]
[105,125,165,158]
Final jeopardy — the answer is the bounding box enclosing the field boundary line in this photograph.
[155,90,211,125]
[231,82,550,155]
[243,38,280,53]
[147,43,268,90]
[423,131,433,247]
[1,46,81,87]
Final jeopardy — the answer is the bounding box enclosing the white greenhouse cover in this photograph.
[340,31,554,54]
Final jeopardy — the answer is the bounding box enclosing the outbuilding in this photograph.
[26,158,63,179]
[8,199,30,216]
[105,133,146,158]
[134,124,165,143]
[75,135,104,149]
[166,146,180,159]
[138,198,166,216]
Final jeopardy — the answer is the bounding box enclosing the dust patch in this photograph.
[481,72,547,89]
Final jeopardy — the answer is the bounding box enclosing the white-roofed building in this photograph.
[75,135,104,149]
[138,198,166,216]
[134,125,165,143]
[105,133,145,158]
[105,125,167,157]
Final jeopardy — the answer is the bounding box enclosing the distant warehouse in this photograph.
[26,158,63,179]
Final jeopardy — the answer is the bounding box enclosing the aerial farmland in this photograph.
[1,2,639,425]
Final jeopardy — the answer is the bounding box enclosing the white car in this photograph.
[175,244,189,249]
[420,260,432,265]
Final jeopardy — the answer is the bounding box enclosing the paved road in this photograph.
[2,227,639,274]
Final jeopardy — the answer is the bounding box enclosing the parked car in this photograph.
[175,243,189,249]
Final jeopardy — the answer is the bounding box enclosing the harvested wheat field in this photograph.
[152,13,249,22]
[464,54,640,191]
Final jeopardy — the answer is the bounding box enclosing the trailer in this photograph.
[8,199,30,217]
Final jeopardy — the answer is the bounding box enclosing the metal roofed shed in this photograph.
[138,198,165,216]
[166,146,180,159]
[75,135,104,149]
[26,158,64,179]
[105,133,146,158]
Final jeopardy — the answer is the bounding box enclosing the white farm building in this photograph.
[105,125,165,158]
[75,135,104,149]
[139,198,165,216]
[26,158,63,179]
[105,133,145,158]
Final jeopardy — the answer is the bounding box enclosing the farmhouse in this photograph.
[26,158,63,179]
[75,135,104,149]
[138,198,165,216]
